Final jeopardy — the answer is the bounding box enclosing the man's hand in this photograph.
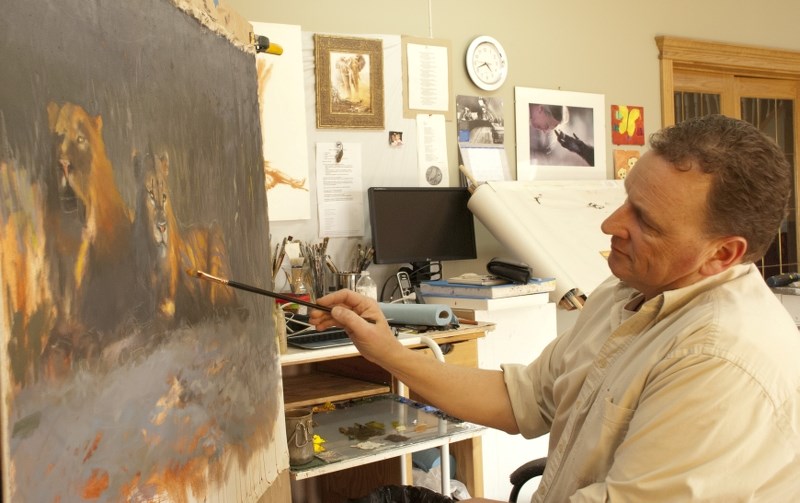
[308,289,403,364]
[310,290,520,434]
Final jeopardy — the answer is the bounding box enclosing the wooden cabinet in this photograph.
[280,324,492,502]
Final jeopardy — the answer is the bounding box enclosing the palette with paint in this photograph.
[289,394,484,474]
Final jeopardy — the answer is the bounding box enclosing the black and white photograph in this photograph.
[515,87,606,180]
[457,95,505,145]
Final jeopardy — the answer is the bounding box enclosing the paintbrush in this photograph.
[186,269,386,325]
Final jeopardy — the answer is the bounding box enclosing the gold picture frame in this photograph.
[314,34,384,129]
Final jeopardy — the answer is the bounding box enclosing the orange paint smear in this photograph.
[83,432,103,463]
[82,468,109,499]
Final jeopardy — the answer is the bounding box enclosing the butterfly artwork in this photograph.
[611,105,645,145]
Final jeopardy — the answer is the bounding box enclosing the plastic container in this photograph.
[355,270,378,300]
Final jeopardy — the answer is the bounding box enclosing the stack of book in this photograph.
[419,275,556,310]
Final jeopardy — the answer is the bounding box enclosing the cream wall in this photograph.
[231,0,800,299]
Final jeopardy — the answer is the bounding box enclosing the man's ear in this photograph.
[700,236,747,276]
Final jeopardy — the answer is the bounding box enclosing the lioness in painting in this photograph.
[43,102,135,375]
[133,150,180,324]
[133,150,243,327]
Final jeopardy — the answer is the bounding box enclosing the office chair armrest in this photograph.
[508,457,547,503]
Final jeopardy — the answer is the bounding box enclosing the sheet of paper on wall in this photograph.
[458,143,512,185]
[416,113,450,187]
[252,22,311,221]
[406,42,449,112]
[315,142,365,237]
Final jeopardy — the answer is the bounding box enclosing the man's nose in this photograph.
[601,205,627,237]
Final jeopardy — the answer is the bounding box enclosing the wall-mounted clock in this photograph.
[465,35,508,91]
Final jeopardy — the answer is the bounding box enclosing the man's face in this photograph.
[530,105,560,132]
[600,151,720,300]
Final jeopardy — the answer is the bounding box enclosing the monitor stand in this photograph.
[408,261,434,286]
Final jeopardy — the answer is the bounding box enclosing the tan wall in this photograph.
[231,0,800,166]
[230,0,800,279]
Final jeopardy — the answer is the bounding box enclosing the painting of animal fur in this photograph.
[0,0,285,501]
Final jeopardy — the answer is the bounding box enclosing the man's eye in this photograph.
[641,218,657,231]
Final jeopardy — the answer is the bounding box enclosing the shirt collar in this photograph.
[613,263,756,320]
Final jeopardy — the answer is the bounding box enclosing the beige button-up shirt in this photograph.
[503,264,800,501]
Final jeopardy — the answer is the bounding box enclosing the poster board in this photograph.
[468,180,626,305]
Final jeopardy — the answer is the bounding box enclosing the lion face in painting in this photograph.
[47,102,101,215]
[141,152,171,257]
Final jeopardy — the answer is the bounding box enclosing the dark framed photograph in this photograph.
[314,34,384,129]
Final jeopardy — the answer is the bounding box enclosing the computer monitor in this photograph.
[367,187,477,283]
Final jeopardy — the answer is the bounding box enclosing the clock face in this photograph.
[466,36,507,91]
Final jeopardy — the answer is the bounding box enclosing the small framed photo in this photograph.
[389,131,403,146]
[515,86,606,180]
[314,34,384,129]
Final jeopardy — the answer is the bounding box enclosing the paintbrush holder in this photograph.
[334,271,360,291]
[285,266,306,295]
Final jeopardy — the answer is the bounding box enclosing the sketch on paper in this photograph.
[0,1,285,501]
[253,22,311,222]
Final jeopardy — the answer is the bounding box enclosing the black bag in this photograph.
[348,485,455,503]
[486,257,532,284]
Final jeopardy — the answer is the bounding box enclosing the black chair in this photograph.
[508,457,547,503]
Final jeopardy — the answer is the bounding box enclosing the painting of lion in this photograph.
[133,149,244,327]
[43,101,137,374]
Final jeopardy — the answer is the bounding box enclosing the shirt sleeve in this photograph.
[501,277,621,440]
[501,337,560,439]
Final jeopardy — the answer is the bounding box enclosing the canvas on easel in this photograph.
[0,0,289,501]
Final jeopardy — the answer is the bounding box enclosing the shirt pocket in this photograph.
[570,395,638,490]
[601,395,636,441]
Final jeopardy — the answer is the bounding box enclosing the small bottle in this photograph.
[355,270,378,301]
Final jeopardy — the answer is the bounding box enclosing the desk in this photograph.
[280,323,492,502]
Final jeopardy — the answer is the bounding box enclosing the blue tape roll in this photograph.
[379,303,457,327]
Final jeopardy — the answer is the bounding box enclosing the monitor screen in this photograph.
[367,187,477,266]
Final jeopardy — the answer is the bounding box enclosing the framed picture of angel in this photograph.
[315,34,385,129]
